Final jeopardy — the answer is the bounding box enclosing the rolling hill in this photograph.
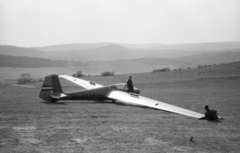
[32,41,240,62]
[177,49,240,65]
[0,54,68,67]
[0,45,47,58]
[1,42,240,67]
[32,42,166,51]
[131,58,193,67]
[88,58,192,69]
[148,41,240,51]
[87,50,240,69]
[32,42,111,51]
[33,41,240,52]
[49,45,205,61]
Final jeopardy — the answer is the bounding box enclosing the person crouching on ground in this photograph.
[199,105,223,120]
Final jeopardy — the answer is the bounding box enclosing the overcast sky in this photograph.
[0,0,240,47]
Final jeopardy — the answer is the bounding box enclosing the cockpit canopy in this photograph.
[113,83,140,94]
[114,83,127,90]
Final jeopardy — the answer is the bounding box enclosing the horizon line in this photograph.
[1,40,240,48]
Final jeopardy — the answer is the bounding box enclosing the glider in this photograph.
[39,74,204,118]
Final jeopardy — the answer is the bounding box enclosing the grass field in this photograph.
[0,64,240,152]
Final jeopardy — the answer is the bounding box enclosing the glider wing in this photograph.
[107,90,204,118]
[59,74,104,89]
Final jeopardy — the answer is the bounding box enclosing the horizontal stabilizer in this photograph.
[50,93,67,99]
[12,84,36,88]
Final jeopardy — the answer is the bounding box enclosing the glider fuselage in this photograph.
[39,74,140,102]
[61,85,116,101]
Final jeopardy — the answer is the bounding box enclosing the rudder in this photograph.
[39,75,53,101]
[52,74,63,93]
[39,74,63,101]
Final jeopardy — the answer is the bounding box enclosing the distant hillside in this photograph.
[2,42,240,65]
[148,41,240,51]
[33,41,240,52]
[33,42,111,51]
[0,45,47,58]
[0,54,69,68]
[125,60,240,85]
[1,44,199,61]
[88,52,240,70]
[52,45,203,61]
[0,54,87,68]
[177,49,240,65]
[131,58,194,67]
[173,60,240,80]
[33,43,167,51]
[206,61,240,76]
[89,59,147,66]
[57,44,128,61]
[87,58,194,70]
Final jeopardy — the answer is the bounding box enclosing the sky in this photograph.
[0,0,240,47]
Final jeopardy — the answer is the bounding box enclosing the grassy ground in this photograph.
[0,66,240,152]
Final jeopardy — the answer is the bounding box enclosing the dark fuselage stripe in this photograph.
[42,85,52,87]
[41,89,52,91]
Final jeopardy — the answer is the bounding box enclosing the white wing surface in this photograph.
[107,91,204,118]
[59,75,104,89]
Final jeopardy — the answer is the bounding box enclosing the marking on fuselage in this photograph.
[72,93,96,99]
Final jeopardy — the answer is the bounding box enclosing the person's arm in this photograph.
[130,80,134,88]
[124,83,128,89]
[212,110,223,120]
[127,80,130,88]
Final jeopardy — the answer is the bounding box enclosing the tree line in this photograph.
[0,54,87,68]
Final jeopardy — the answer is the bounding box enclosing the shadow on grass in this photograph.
[40,100,153,110]
[207,119,223,123]
[199,118,223,123]
[41,101,67,105]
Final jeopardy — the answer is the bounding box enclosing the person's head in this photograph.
[204,105,209,110]
[128,76,132,80]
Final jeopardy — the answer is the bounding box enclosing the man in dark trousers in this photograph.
[199,105,223,120]
[127,76,134,93]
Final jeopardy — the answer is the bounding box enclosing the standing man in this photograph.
[127,76,134,93]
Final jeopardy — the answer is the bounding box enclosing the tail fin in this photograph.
[52,74,63,93]
[39,74,63,101]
